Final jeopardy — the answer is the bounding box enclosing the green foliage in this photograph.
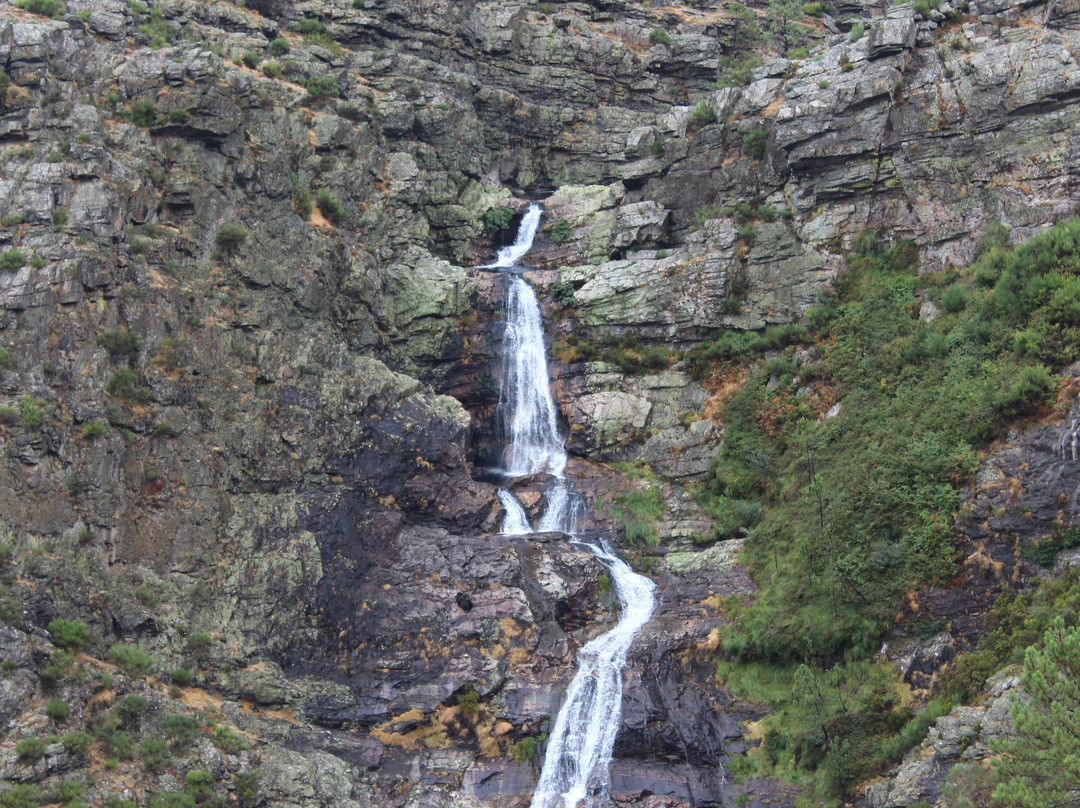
[511,733,546,763]
[716,54,761,88]
[305,75,339,100]
[169,108,190,124]
[688,99,714,131]
[599,333,671,375]
[648,27,671,46]
[108,643,154,677]
[135,582,160,607]
[170,667,194,686]
[108,730,135,760]
[0,248,26,273]
[2,213,24,226]
[725,2,763,51]
[849,21,865,41]
[106,368,141,401]
[82,421,107,441]
[47,617,88,650]
[14,0,64,17]
[818,79,829,89]
[482,206,514,234]
[801,1,826,15]
[53,781,83,808]
[215,223,247,255]
[130,99,157,127]
[262,61,282,79]
[162,714,200,746]
[613,486,665,547]
[241,50,259,69]
[52,208,68,230]
[698,220,1080,667]
[456,685,480,715]
[185,631,213,660]
[268,38,290,56]
[212,724,248,753]
[20,396,43,428]
[550,280,575,306]
[551,218,571,245]
[136,8,179,48]
[766,0,807,54]
[139,737,171,771]
[992,618,1080,807]
[295,17,327,35]
[233,770,260,806]
[743,127,768,159]
[316,189,345,223]
[41,649,74,684]
[723,659,949,799]
[46,698,70,723]
[1020,526,1080,568]
[61,731,93,756]
[122,694,148,715]
[16,736,45,763]
[0,785,42,808]
[940,283,968,312]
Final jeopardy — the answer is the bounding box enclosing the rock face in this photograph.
[2,0,1080,806]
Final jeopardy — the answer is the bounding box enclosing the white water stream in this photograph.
[488,203,657,808]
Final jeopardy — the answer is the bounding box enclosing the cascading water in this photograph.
[488,203,657,808]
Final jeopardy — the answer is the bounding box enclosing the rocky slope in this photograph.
[2,0,1080,806]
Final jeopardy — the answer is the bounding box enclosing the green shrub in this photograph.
[16,736,45,763]
[262,61,282,78]
[108,643,154,677]
[482,206,514,233]
[170,667,194,687]
[850,21,865,41]
[688,99,713,131]
[818,79,829,89]
[293,189,312,220]
[61,731,93,756]
[305,75,339,100]
[82,421,107,441]
[801,1,826,15]
[53,782,83,808]
[185,631,213,660]
[1,213,23,227]
[551,218,571,245]
[234,770,260,806]
[14,0,64,17]
[994,365,1054,418]
[40,649,73,684]
[316,189,345,223]
[743,128,768,159]
[108,730,134,760]
[106,368,141,400]
[162,714,200,746]
[212,724,248,753]
[613,487,664,547]
[215,223,248,253]
[716,54,761,88]
[550,280,575,306]
[77,528,94,545]
[51,209,67,230]
[940,283,968,312]
[168,108,190,124]
[139,737,171,771]
[456,685,480,716]
[649,27,671,46]
[241,50,259,68]
[47,618,89,650]
[268,37,290,56]
[0,347,13,372]
[130,99,157,127]
[20,397,43,428]
[0,248,26,273]
[0,785,42,808]
[46,699,70,723]
[295,17,327,35]
[135,582,159,607]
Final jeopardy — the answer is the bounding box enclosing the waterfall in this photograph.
[487,202,657,808]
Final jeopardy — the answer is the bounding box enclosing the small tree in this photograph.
[726,2,763,52]
[215,223,247,255]
[992,617,1080,807]
[766,0,807,55]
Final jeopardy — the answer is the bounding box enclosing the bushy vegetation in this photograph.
[482,206,514,234]
[47,618,89,650]
[215,223,247,254]
[743,128,768,159]
[648,27,671,46]
[14,0,64,17]
[0,248,26,273]
[688,99,714,131]
[306,75,339,100]
[550,218,571,245]
[129,99,157,128]
[108,643,154,677]
[316,189,345,223]
[613,486,665,546]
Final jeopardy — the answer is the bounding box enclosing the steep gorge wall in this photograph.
[2,0,1080,806]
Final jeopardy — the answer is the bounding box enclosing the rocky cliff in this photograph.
[3,0,1080,806]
